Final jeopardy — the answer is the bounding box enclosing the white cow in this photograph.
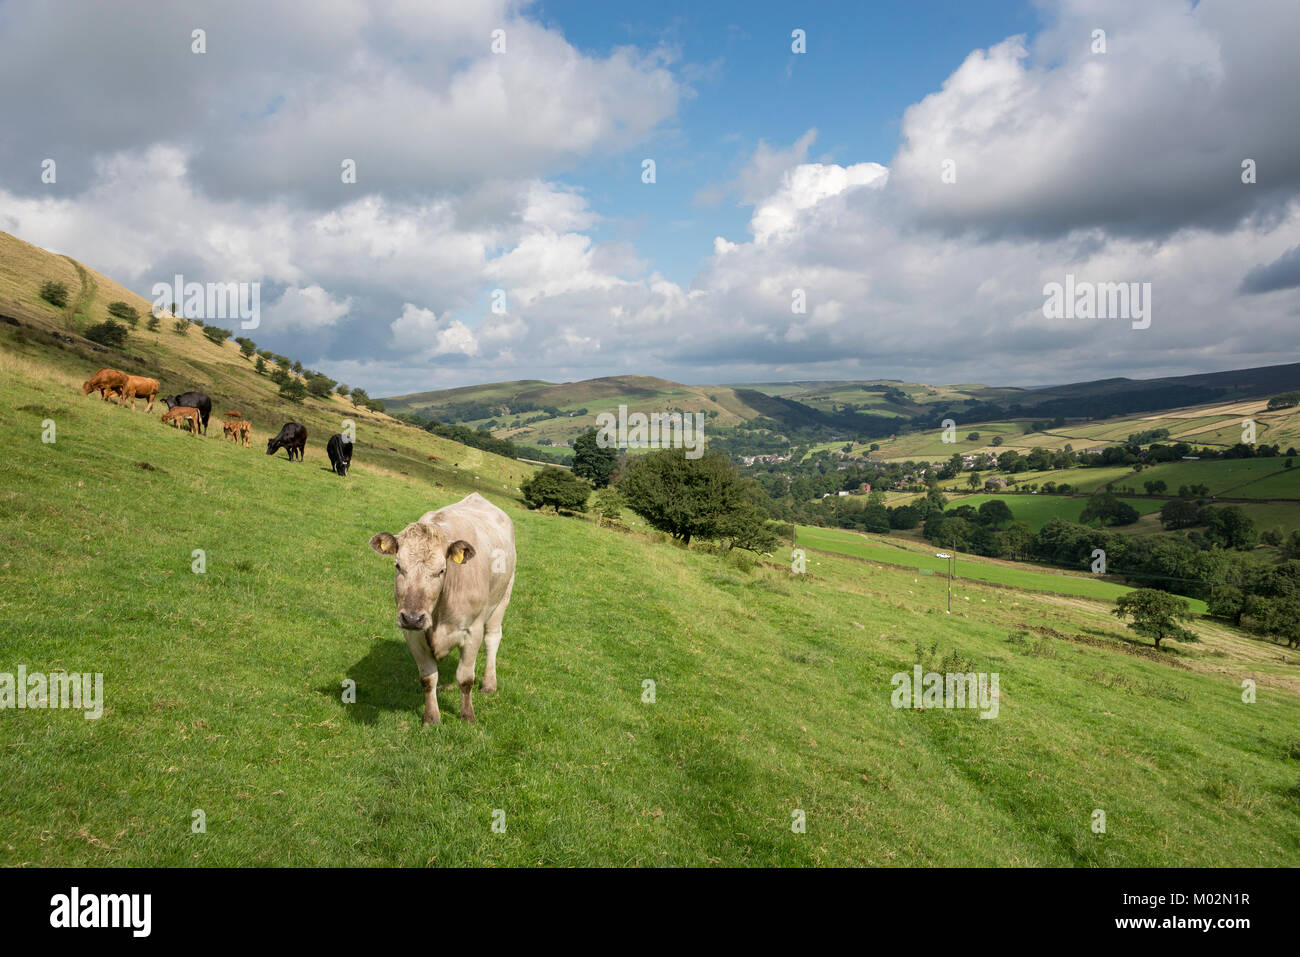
[369,493,516,724]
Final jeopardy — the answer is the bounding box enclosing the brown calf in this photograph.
[161,405,201,435]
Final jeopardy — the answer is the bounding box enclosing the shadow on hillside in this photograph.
[323,636,459,726]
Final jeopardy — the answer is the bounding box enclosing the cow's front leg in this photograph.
[402,628,441,725]
[420,674,441,725]
[457,627,484,722]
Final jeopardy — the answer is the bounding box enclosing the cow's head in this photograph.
[369,523,475,632]
[162,396,179,410]
[265,437,279,455]
[80,380,94,395]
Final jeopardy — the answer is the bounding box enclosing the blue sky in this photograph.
[541,0,1042,285]
[2,0,1298,394]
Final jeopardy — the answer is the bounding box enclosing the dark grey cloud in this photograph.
[1239,244,1300,294]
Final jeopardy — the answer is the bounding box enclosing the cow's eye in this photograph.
[436,568,446,577]
[394,563,403,574]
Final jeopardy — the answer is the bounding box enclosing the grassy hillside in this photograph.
[3,350,1298,865]
[0,230,532,493]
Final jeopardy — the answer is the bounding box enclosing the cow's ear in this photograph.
[369,533,398,555]
[447,540,476,565]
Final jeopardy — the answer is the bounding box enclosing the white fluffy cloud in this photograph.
[270,286,352,331]
[1,0,1297,396]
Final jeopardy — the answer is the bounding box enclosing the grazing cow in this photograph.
[234,419,252,448]
[222,410,243,420]
[327,433,353,476]
[163,392,212,434]
[266,422,307,461]
[369,493,516,724]
[222,419,240,442]
[81,368,129,401]
[160,405,201,435]
[119,376,160,413]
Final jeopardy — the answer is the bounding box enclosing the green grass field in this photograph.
[946,493,1164,532]
[8,359,1297,864]
[793,524,1210,608]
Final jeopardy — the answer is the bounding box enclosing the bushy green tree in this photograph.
[592,487,625,525]
[39,280,69,307]
[279,379,307,403]
[84,318,127,348]
[521,467,590,513]
[1113,589,1198,651]
[572,430,618,488]
[107,301,139,326]
[617,449,770,547]
[977,499,1014,529]
[305,374,337,399]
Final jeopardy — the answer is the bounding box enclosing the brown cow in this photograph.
[160,405,201,435]
[119,375,160,413]
[222,419,239,442]
[81,368,129,401]
[223,410,243,420]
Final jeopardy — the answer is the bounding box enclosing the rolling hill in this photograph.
[3,230,1299,866]
[384,364,1300,463]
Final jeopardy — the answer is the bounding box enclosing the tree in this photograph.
[572,430,618,488]
[1000,521,1034,561]
[967,432,980,442]
[1160,497,1200,529]
[202,325,232,345]
[966,470,981,490]
[40,280,69,307]
[254,356,267,375]
[1251,594,1300,648]
[305,374,337,399]
[335,383,351,397]
[617,449,766,546]
[977,499,1014,529]
[279,379,307,403]
[107,301,140,326]
[1207,585,1246,627]
[235,337,256,357]
[991,435,1004,447]
[84,318,128,348]
[1113,589,1199,651]
[592,487,625,525]
[172,318,190,335]
[146,314,161,332]
[1201,505,1257,551]
[1080,491,1139,527]
[521,467,590,513]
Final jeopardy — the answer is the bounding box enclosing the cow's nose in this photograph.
[398,611,428,630]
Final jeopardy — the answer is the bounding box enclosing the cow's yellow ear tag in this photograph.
[383,539,396,554]
[451,552,465,564]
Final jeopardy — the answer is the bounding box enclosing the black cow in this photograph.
[327,433,353,476]
[163,392,212,435]
[267,422,307,461]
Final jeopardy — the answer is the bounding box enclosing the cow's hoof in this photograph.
[460,710,476,723]
[423,712,440,726]
[481,679,497,694]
